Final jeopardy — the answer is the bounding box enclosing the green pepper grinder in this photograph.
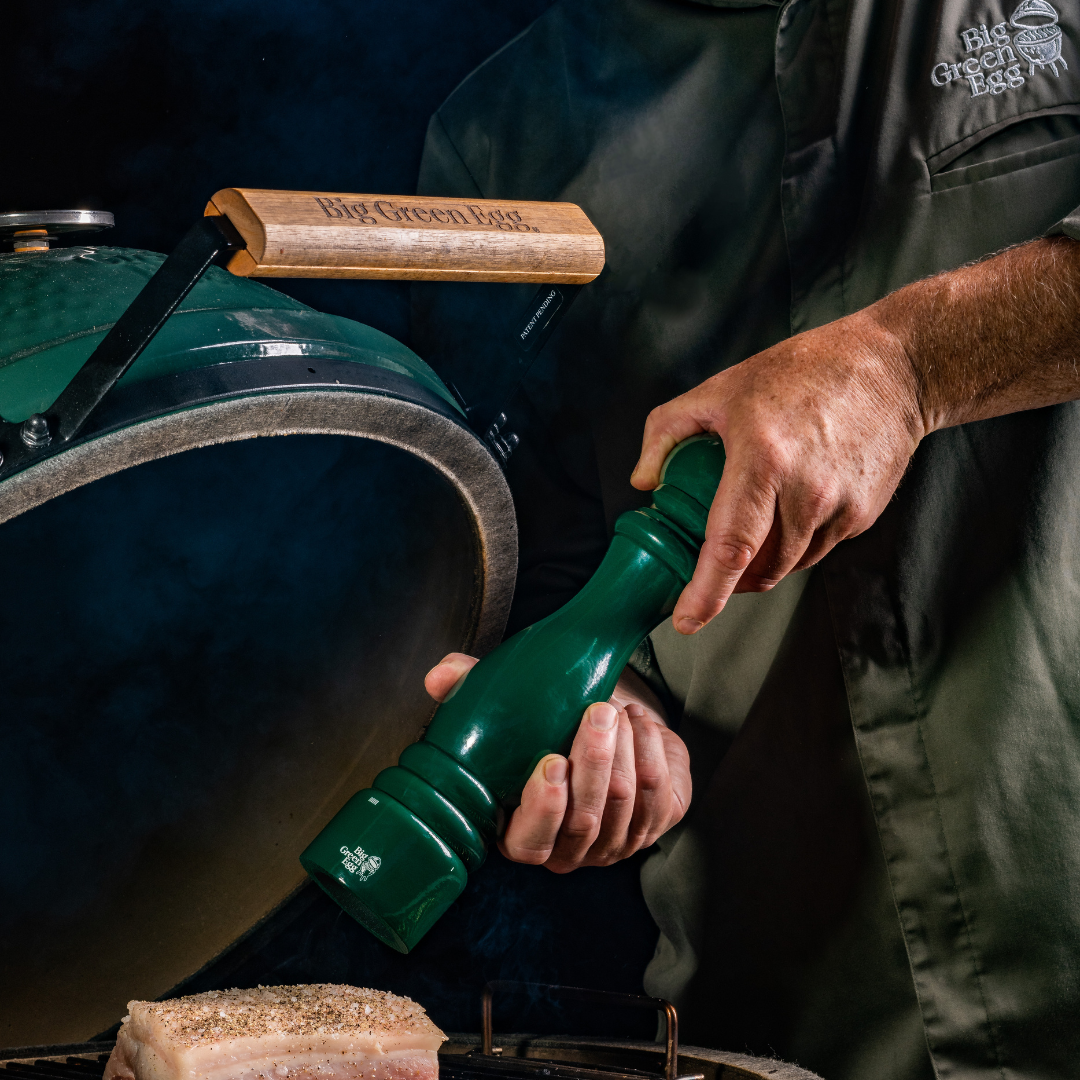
[300,435,725,952]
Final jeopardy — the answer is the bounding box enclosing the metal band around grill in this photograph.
[0,359,516,655]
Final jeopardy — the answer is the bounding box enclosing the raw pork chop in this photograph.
[104,984,446,1080]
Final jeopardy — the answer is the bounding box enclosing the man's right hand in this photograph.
[631,236,1080,636]
[630,308,923,635]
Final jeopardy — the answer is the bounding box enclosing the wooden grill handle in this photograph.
[205,188,605,284]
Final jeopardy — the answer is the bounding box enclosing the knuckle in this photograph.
[629,789,671,833]
[626,814,659,852]
[799,485,837,523]
[607,771,636,805]
[518,850,554,866]
[841,495,873,531]
[833,505,861,535]
[704,535,757,574]
[753,441,790,476]
[504,841,554,866]
[792,550,824,571]
[633,748,666,792]
[636,767,666,794]
[560,814,601,841]
[581,743,616,768]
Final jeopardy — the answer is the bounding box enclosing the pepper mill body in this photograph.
[301,435,726,952]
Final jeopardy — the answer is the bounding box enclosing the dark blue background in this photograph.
[5,0,551,348]
[2,0,660,1042]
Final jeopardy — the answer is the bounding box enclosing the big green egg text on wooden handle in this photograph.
[301,435,726,951]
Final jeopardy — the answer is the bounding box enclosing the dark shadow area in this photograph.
[1,0,555,345]
[0,434,477,1043]
[175,853,660,1040]
[0,0,663,1044]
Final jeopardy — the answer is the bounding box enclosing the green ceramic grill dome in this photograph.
[0,241,516,1044]
[0,246,455,421]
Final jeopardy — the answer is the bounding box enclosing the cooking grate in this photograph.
[0,1051,671,1080]
[479,983,694,1080]
[443,1053,670,1080]
[1,1055,110,1080]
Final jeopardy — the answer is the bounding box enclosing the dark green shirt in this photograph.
[412,0,1080,1075]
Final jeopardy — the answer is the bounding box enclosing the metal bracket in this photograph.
[484,413,520,467]
[481,981,698,1080]
[0,214,245,480]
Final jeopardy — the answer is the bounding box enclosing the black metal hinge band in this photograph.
[0,215,245,481]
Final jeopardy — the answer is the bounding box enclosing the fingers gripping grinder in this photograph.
[303,434,726,952]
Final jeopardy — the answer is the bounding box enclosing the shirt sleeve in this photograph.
[1045,204,1080,240]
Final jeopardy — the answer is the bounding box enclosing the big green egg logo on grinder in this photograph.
[340,845,382,881]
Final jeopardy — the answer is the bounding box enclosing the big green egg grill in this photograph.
[0,198,823,1080]
[0,193,601,1046]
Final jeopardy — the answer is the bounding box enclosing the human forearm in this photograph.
[631,235,1080,633]
[869,235,1080,434]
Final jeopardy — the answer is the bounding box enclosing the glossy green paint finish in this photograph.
[656,433,726,528]
[426,532,686,801]
[399,741,501,836]
[307,436,726,949]
[373,764,487,870]
[0,246,459,422]
[299,789,466,954]
[428,436,727,805]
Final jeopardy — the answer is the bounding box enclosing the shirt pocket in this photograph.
[928,103,1080,190]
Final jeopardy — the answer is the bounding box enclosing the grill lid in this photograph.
[0,242,516,1046]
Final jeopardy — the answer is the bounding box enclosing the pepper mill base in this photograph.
[300,788,466,953]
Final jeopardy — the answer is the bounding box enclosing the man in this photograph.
[413,0,1080,1076]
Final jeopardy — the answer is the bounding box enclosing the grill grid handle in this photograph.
[480,982,679,1080]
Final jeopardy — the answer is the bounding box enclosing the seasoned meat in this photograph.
[103,984,446,1080]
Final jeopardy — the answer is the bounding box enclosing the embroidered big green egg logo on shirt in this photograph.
[932,0,1068,97]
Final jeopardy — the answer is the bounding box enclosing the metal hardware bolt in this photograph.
[485,413,520,465]
[20,414,52,448]
[13,228,51,253]
[0,210,114,252]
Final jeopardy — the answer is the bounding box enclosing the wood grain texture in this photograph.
[206,188,605,282]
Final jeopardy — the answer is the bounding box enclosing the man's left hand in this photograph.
[425,654,690,872]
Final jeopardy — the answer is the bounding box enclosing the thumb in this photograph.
[631,402,711,491]
[424,652,479,702]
